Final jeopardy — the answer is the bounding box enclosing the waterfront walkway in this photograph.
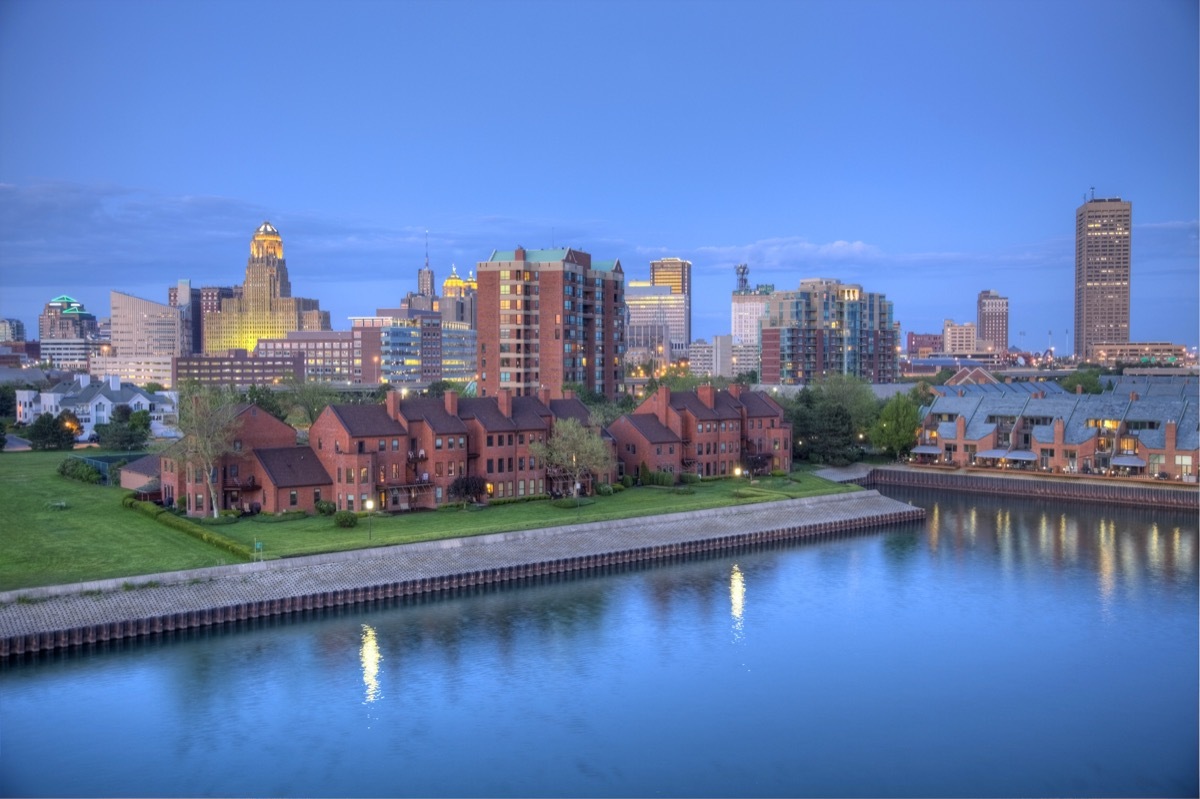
[0,491,921,654]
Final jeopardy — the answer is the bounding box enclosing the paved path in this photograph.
[0,491,920,642]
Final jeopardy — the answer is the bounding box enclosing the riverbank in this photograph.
[0,490,923,658]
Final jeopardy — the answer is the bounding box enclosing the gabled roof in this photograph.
[254,446,331,488]
[733,390,780,418]
[548,397,591,427]
[620,413,682,445]
[668,391,719,421]
[327,404,407,437]
[122,453,162,477]
[457,397,517,432]
[511,396,553,430]
[397,397,470,434]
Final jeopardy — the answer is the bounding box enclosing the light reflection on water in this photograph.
[0,489,1195,798]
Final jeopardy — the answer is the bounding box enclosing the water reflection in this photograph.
[360,624,381,703]
[729,564,745,642]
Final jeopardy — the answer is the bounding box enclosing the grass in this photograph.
[0,449,857,590]
[0,450,244,592]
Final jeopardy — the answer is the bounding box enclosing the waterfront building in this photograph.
[0,318,26,342]
[202,222,330,354]
[310,403,412,513]
[915,379,1197,479]
[759,278,899,384]
[977,289,1009,355]
[1074,196,1132,360]
[15,374,177,441]
[39,295,99,341]
[477,247,625,400]
[609,384,791,479]
[161,403,301,516]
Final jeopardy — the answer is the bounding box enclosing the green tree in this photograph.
[530,417,615,500]
[0,384,15,419]
[1058,368,1103,395]
[244,384,289,421]
[810,374,879,438]
[28,411,78,450]
[95,404,152,451]
[870,393,921,457]
[810,402,857,465]
[425,379,475,398]
[0,419,7,452]
[177,382,243,518]
[143,382,166,394]
[283,377,339,427]
[563,382,636,428]
[449,474,488,504]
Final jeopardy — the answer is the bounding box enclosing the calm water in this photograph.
[1,489,1196,798]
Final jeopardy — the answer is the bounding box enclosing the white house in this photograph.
[15,375,179,440]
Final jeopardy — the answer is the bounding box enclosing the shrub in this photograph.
[334,510,358,528]
[770,469,787,477]
[649,470,676,487]
[621,474,634,489]
[487,494,549,507]
[596,483,613,496]
[57,457,102,484]
[150,512,253,560]
[198,515,237,526]
[314,499,336,516]
[679,473,700,485]
[610,483,625,493]
[638,462,650,485]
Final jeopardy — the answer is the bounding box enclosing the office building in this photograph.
[477,246,625,400]
[203,222,330,354]
[88,291,191,387]
[626,280,688,363]
[1074,197,1132,360]
[39,295,99,341]
[650,257,692,347]
[976,290,1009,355]
[731,264,773,346]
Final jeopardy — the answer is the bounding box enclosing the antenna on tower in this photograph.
[1090,186,1095,201]
[424,229,429,269]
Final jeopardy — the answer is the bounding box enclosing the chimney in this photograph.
[108,375,121,391]
[387,389,402,419]
[514,246,526,262]
[728,384,743,399]
[444,390,458,417]
[656,384,671,427]
[1129,391,1139,402]
[698,384,716,409]
[539,386,551,407]
[498,387,512,419]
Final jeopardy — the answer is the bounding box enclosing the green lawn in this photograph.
[0,450,245,591]
[0,449,856,590]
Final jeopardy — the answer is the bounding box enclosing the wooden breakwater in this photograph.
[863,467,1199,510]
[0,492,924,659]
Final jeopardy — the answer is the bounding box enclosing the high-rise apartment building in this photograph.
[760,278,899,383]
[976,289,1009,355]
[203,222,330,354]
[650,257,692,347]
[39,295,99,340]
[477,247,624,400]
[0,318,26,342]
[1074,197,1131,360]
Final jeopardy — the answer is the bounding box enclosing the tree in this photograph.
[810,374,879,438]
[143,382,166,394]
[283,377,339,428]
[449,474,488,504]
[0,384,15,419]
[810,402,856,465]
[870,393,921,458]
[529,417,615,500]
[244,384,289,421]
[0,420,7,452]
[177,382,243,518]
[95,404,152,451]
[28,411,78,450]
[564,382,636,428]
[1058,368,1103,395]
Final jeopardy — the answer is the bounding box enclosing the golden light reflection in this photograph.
[360,624,382,703]
[730,564,745,642]
[1097,521,1116,601]
[1147,523,1162,575]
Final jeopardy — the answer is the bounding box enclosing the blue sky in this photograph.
[1,0,1197,354]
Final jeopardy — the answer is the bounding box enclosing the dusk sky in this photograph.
[2,0,1197,354]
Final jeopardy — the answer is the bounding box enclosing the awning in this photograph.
[1111,455,1147,468]
[977,449,1010,459]
[1005,451,1037,462]
[911,445,941,454]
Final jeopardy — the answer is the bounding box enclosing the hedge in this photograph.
[334,510,358,528]
[120,495,252,560]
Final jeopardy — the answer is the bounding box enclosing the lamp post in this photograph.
[365,498,374,542]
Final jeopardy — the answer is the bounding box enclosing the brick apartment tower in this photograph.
[1074,197,1131,360]
[477,247,625,401]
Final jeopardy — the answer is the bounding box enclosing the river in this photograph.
[1,487,1195,797]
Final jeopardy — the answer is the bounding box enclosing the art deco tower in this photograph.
[1074,197,1131,360]
[203,222,330,354]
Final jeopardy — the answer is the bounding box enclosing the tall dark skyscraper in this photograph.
[1074,197,1131,360]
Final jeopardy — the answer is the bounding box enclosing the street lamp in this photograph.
[365,498,374,541]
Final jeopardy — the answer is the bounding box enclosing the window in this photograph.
[229,464,239,478]
[518,457,525,470]
[459,436,465,448]
[392,439,399,451]
[487,458,494,474]
[317,438,322,450]
[360,467,368,483]
[195,493,204,510]
[314,489,322,503]
[378,439,386,452]
[518,433,525,444]
[337,467,342,482]
[435,462,443,477]
[487,434,494,447]
[233,440,242,452]
[289,490,298,506]
[435,437,443,450]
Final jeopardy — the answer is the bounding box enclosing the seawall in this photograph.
[862,466,1199,510]
[0,490,924,658]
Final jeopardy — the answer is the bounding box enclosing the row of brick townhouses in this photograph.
[610,385,793,479]
[161,384,795,518]
[914,386,1198,479]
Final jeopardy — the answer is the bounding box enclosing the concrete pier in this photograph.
[0,491,923,658]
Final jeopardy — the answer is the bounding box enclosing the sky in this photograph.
[1,0,1197,355]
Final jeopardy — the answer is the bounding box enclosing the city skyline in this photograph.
[1,0,1197,354]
